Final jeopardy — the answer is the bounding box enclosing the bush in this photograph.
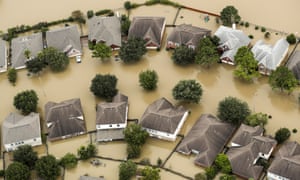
[119,160,137,180]
[13,145,38,170]
[0,170,4,177]
[275,128,291,144]
[261,27,266,32]
[245,22,249,28]
[139,69,158,90]
[194,173,206,180]
[265,32,271,39]
[59,153,78,169]
[127,144,141,159]
[7,68,17,86]
[220,174,236,180]
[77,144,97,160]
[292,128,297,133]
[239,21,244,26]
[172,80,203,104]
[248,34,254,39]
[95,9,113,16]
[13,90,39,115]
[245,112,268,127]
[87,10,94,19]
[286,33,297,44]
[255,26,259,30]
[90,74,118,101]
[205,166,218,180]
[214,153,232,174]
[157,157,162,167]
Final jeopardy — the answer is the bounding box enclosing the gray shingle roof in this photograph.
[268,141,300,180]
[139,97,187,134]
[128,16,166,48]
[88,16,121,48]
[176,114,236,167]
[45,98,86,141]
[11,33,43,69]
[231,124,264,146]
[80,175,105,180]
[2,112,41,145]
[46,26,82,57]
[0,39,7,72]
[286,50,300,82]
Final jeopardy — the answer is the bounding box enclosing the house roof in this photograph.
[11,33,43,69]
[46,25,82,56]
[167,24,211,47]
[214,25,250,61]
[286,50,300,82]
[231,124,264,146]
[139,97,187,134]
[96,93,128,125]
[251,38,289,70]
[176,114,236,167]
[0,39,7,71]
[80,175,105,180]
[268,141,300,180]
[45,98,86,141]
[128,16,166,48]
[88,16,121,47]
[2,112,41,145]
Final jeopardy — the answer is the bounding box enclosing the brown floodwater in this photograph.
[0,1,300,179]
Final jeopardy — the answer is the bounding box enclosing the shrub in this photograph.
[239,21,244,26]
[275,128,291,144]
[248,34,254,39]
[7,68,17,86]
[286,33,297,44]
[264,32,271,39]
[205,166,218,180]
[245,112,268,127]
[119,160,137,180]
[139,69,158,90]
[172,80,203,103]
[59,153,78,169]
[127,144,141,159]
[245,22,249,27]
[292,128,297,133]
[261,27,266,32]
[194,173,206,180]
[87,10,94,19]
[95,9,112,16]
[214,153,232,174]
[255,26,259,30]
[157,157,162,167]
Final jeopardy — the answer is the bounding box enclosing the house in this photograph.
[2,112,42,152]
[79,175,105,180]
[11,32,43,69]
[267,141,300,180]
[214,25,251,65]
[251,38,289,75]
[96,93,128,141]
[46,25,82,57]
[0,39,7,73]
[45,98,86,141]
[176,114,236,167]
[286,50,300,83]
[166,24,211,50]
[128,16,166,49]
[88,16,121,50]
[139,97,189,141]
[227,124,277,180]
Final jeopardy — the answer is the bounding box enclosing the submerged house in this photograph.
[267,141,300,180]
[11,33,43,69]
[227,124,277,180]
[214,25,250,65]
[88,16,121,50]
[128,16,166,49]
[176,114,236,167]
[166,24,211,50]
[46,25,82,57]
[96,93,128,142]
[139,97,189,141]
[286,50,300,83]
[0,39,7,73]
[2,112,42,152]
[251,38,289,75]
[45,98,86,141]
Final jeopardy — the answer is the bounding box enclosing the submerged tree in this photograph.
[171,45,196,65]
[7,68,17,86]
[119,37,147,63]
[25,56,47,75]
[269,66,298,94]
[35,155,61,180]
[139,69,158,90]
[141,166,160,180]
[172,80,203,103]
[92,43,112,61]
[13,145,38,170]
[90,74,118,101]
[245,112,268,127]
[195,37,220,68]
[220,6,241,26]
[13,90,39,115]
[39,47,69,72]
[275,128,291,144]
[5,162,31,180]
[119,160,137,180]
[59,153,78,169]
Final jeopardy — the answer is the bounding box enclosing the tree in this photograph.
[126,144,141,159]
[87,10,94,19]
[24,49,31,59]
[171,45,196,65]
[205,166,218,180]
[194,173,206,180]
[269,66,298,94]
[124,1,132,10]
[219,174,236,180]
[139,69,158,90]
[233,46,260,82]
[141,166,160,180]
[71,10,85,23]
[90,74,118,101]
[119,160,137,180]
[286,33,297,45]
[35,155,61,180]
[217,96,250,125]
[124,124,148,146]
[5,162,30,180]
[13,90,39,115]
[195,37,220,68]
[7,68,17,86]
[119,37,147,63]
[59,153,78,169]
[220,6,241,26]
[275,128,291,144]
[13,145,38,170]
[245,112,268,127]
[214,153,232,174]
[25,56,47,75]
[77,144,97,160]
[172,80,203,103]
[92,43,112,61]
[121,15,131,36]
[39,47,69,72]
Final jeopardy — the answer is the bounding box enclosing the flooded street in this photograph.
[1,0,300,179]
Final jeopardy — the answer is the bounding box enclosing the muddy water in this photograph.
[1,1,300,179]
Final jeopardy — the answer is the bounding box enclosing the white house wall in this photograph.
[267,172,290,180]
[4,137,42,152]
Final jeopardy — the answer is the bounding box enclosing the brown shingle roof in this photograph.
[231,124,264,146]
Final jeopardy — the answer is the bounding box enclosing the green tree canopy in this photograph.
[269,66,298,94]
[214,153,232,174]
[7,68,17,86]
[35,155,61,180]
[286,33,297,45]
[124,123,148,146]
[172,79,203,103]
[13,145,38,170]
[59,153,78,169]
[195,37,220,68]
[194,173,206,180]
[219,174,237,180]
[39,47,69,72]
[141,166,160,180]
[220,5,241,26]
[275,128,291,144]
[5,162,30,180]
[171,45,196,65]
[92,43,112,60]
[204,166,218,180]
[119,160,137,180]
[245,112,268,127]
[139,69,158,90]
[119,37,147,63]
[77,144,97,160]
[121,15,131,36]
[90,74,118,101]
[25,56,47,75]
[217,96,251,125]
[13,90,39,115]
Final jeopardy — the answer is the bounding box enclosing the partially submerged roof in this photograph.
[128,16,166,48]
[286,50,300,82]
[231,124,264,146]
[88,16,121,47]
[45,98,86,141]
[11,33,43,69]
[0,39,7,72]
[80,175,105,180]
[176,114,236,167]
[139,97,187,134]
[2,112,41,145]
